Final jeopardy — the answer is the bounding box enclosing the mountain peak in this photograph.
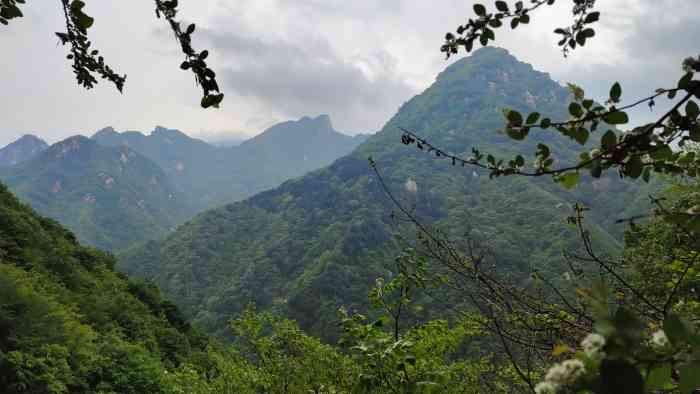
[152,126,187,138]
[92,126,118,139]
[437,46,530,83]
[16,134,47,144]
[298,114,333,129]
[0,134,49,166]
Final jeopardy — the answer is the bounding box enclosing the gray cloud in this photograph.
[0,1,697,146]
[552,0,699,126]
[203,28,414,132]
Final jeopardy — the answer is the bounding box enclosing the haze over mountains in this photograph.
[0,136,187,251]
[118,48,651,337]
[92,115,368,210]
[0,115,367,251]
[0,134,48,167]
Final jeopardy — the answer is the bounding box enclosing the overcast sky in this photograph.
[0,0,695,146]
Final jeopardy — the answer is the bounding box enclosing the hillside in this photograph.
[118,47,648,337]
[0,136,188,251]
[0,134,48,167]
[92,116,368,210]
[0,182,209,393]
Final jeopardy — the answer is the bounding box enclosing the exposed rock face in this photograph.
[0,135,187,252]
[91,118,369,210]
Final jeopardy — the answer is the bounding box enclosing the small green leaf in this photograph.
[625,155,643,179]
[601,130,617,150]
[679,362,700,394]
[610,82,622,102]
[473,4,487,16]
[556,172,580,189]
[0,4,22,19]
[515,155,524,167]
[603,111,629,125]
[506,110,523,126]
[540,118,551,128]
[600,359,644,394]
[645,364,672,392]
[526,112,540,124]
[650,145,674,161]
[664,313,690,346]
[573,128,589,145]
[686,100,699,119]
[569,102,583,117]
[584,12,600,24]
[678,73,693,90]
[480,34,488,46]
[495,1,508,12]
[690,124,700,142]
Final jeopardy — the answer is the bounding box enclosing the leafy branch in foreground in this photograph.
[155,0,224,108]
[401,58,700,190]
[371,156,700,393]
[416,1,700,190]
[441,0,598,58]
[7,0,223,107]
[0,0,27,26]
[57,0,126,92]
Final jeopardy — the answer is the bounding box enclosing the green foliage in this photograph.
[0,181,211,393]
[92,119,368,211]
[119,48,645,340]
[535,179,700,393]
[0,0,26,26]
[0,136,188,251]
[442,0,598,58]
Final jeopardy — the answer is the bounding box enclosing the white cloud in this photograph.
[0,1,695,146]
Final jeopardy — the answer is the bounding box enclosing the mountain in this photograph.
[92,116,369,210]
[0,182,209,393]
[118,47,644,337]
[0,136,188,251]
[0,134,48,167]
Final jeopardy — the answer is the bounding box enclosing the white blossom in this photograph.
[651,330,669,348]
[545,363,568,384]
[404,178,418,193]
[545,359,586,386]
[581,333,606,360]
[535,381,560,394]
[562,359,586,381]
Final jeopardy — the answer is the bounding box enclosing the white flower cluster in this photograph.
[536,359,586,394]
[534,381,558,394]
[581,333,606,360]
[651,330,669,348]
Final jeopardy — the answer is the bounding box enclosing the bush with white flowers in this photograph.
[533,283,700,394]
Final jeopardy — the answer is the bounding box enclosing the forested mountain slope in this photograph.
[0,136,187,251]
[93,116,368,210]
[119,47,647,337]
[0,182,208,393]
[0,134,48,167]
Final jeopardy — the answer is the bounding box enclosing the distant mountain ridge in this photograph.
[92,115,369,209]
[118,47,648,337]
[0,116,369,251]
[0,134,48,167]
[0,135,187,251]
